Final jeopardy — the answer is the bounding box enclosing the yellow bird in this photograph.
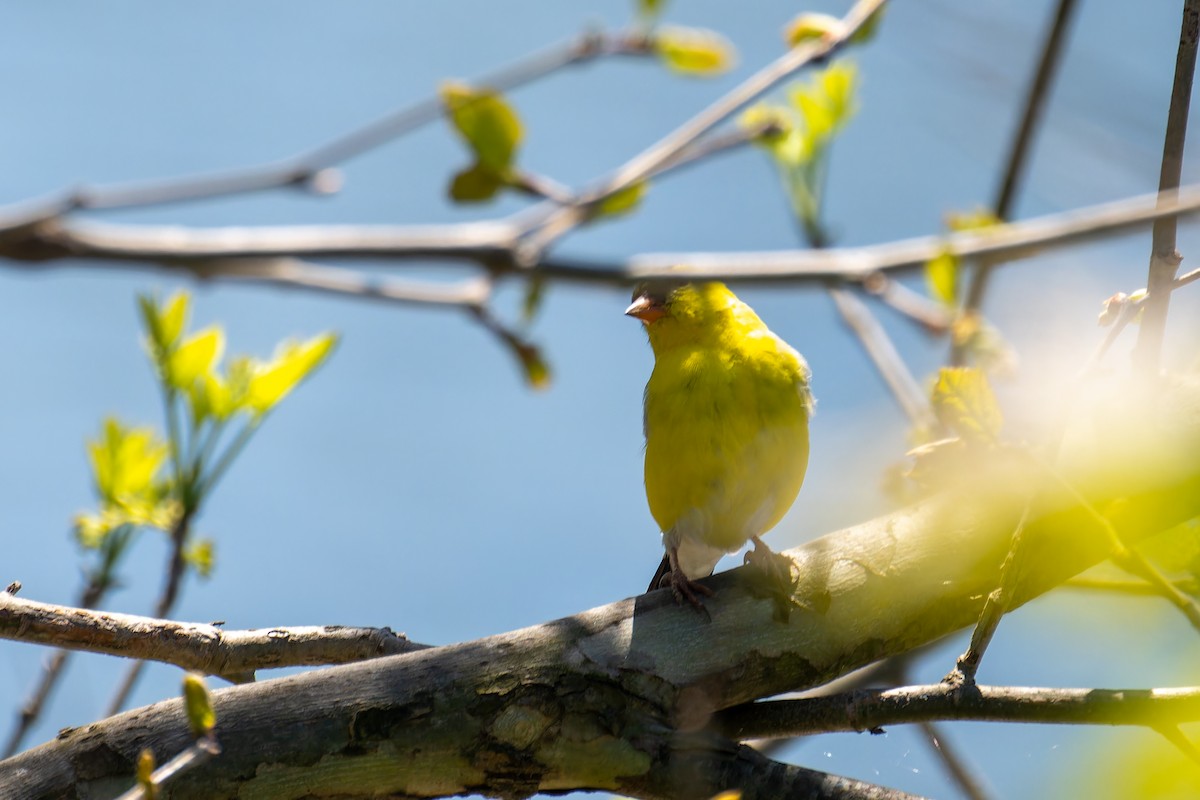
[626,282,813,607]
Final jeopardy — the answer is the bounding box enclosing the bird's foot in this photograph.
[744,537,801,620]
[660,570,714,612]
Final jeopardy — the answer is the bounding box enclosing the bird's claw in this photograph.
[744,539,802,620]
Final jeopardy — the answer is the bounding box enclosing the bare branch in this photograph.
[0,588,430,683]
[114,738,221,800]
[1064,576,1200,597]
[517,0,888,258]
[1134,0,1200,373]
[190,258,493,309]
[715,684,1200,740]
[1176,265,1200,288]
[916,721,994,800]
[827,283,937,430]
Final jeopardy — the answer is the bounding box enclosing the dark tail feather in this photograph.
[647,554,671,593]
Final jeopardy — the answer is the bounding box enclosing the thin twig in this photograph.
[917,721,994,800]
[0,589,430,681]
[1175,266,1200,288]
[714,684,1200,740]
[191,258,494,308]
[0,30,650,232]
[862,273,954,334]
[106,509,196,715]
[114,737,221,800]
[948,505,1033,685]
[516,0,888,260]
[1064,576,1200,597]
[828,283,938,430]
[957,0,1080,335]
[1031,452,1200,633]
[1155,725,1200,767]
[1134,0,1200,374]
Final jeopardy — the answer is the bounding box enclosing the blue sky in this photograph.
[2,2,1199,797]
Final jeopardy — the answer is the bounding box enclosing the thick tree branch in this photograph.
[714,684,1200,739]
[0,590,429,683]
[2,378,1197,798]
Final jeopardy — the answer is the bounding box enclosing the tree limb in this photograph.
[2,378,1197,798]
[0,591,429,683]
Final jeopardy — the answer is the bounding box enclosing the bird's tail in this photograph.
[647,554,671,594]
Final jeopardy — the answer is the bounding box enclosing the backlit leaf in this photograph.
[245,333,338,414]
[166,327,225,392]
[655,27,736,77]
[139,291,190,353]
[850,5,887,44]
[88,418,169,505]
[595,180,648,218]
[784,13,844,48]
[441,83,523,173]
[182,673,216,738]
[137,748,157,799]
[739,104,793,144]
[931,367,1002,443]
[184,537,216,579]
[925,248,958,306]
[516,342,551,390]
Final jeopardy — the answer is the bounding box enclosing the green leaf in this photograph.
[182,673,216,738]
[440,83,523,173]
[184,537,216,579]
[166,326,225,392]
[931,367,1002,443]
[595,180,648,218]
[245,332,339,414]
[784,13,845,48]
[516,342,551,390]
[158,293,190,348]
[136,748,157,799]
[817,61,858,128]
[654,27,736,77]
[448,162,504,203]
[925,248,959,307]
[791,87,834,147]
[88,418,169,506]
[139,292,191,354]
[739,104,793,145]
[790,61,858,139]
[850,5,887,44]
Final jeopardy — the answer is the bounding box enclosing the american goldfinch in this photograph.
[626,282,813,607]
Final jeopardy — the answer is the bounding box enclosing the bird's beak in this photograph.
[625,295,665,324]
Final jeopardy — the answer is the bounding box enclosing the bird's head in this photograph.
[625,281,747,352]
